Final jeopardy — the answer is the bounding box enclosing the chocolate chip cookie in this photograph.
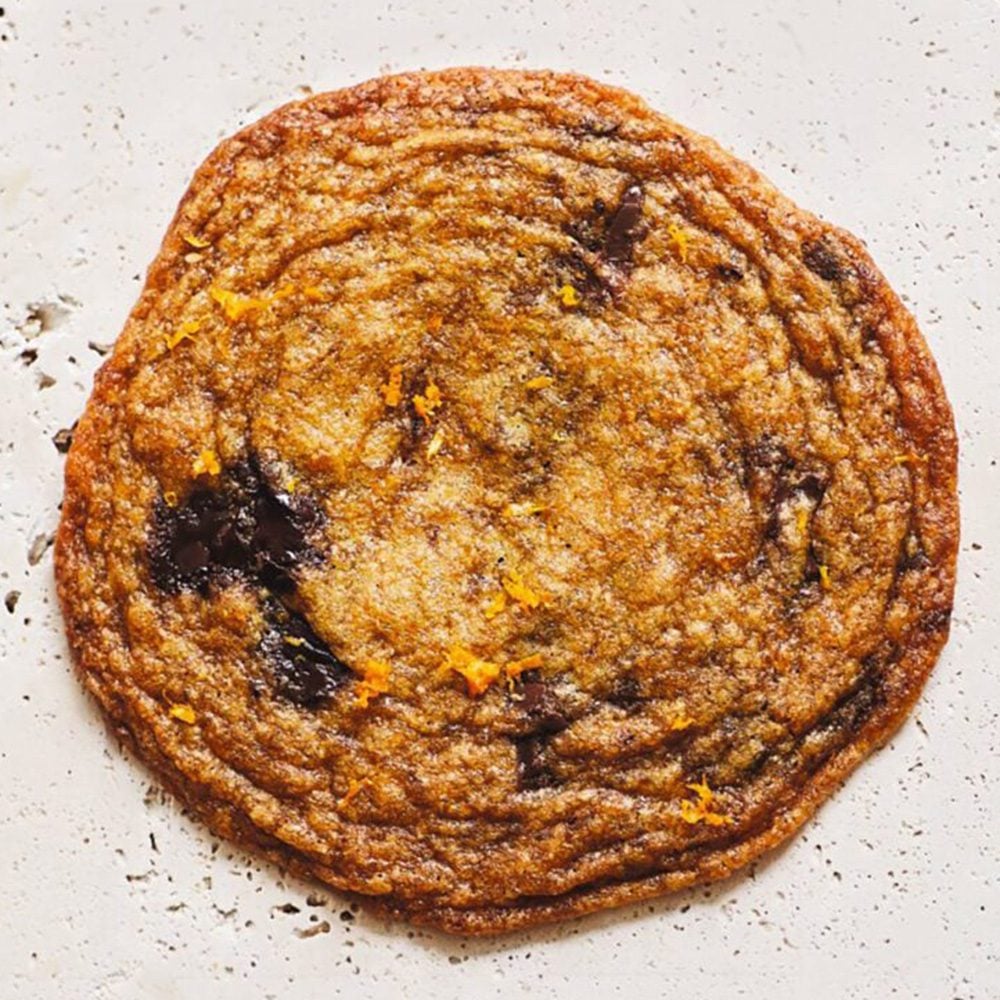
[55,68,958,934]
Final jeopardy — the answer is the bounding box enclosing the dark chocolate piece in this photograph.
[602,185,645,265]
[803,240,848,282]
[260,604,351,707]
[148,458,317,594]
[716,263,744,282]
[514,734,559,791]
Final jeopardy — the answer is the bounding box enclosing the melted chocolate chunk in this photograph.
[261,603,351,707]
[561,184,646,294]
[744,435,791,481]
[606,674,643,713]
[818,651,889,740]
[520,681,571,734]
[556,250,608,300]
[715,263,745,282]
[603,185,645,265]
[148,458,317,594]
[802,542,823,585]
[793,472,827,503]
[803,240,848,282]
[570,118,620,139]
[510,675,570,790]
[764,469,829,541]
[514,735,559,791]
[897,532,930,573]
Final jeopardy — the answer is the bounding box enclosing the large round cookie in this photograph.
[56,68,958,934]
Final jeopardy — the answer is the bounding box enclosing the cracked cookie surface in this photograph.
[56,68,958,934]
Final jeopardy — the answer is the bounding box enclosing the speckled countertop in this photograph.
[2,1,997,997]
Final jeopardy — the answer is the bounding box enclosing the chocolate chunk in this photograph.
[897,532,930,573]
[261,603,351,707]
[514,734,559,791]
[571,118,620,139]
[802,543,822,585]
[819,653,889,739]
[519,678,570,734]
[559,184,645,298]
[148,458,318,594]
[607,674,642,712]
[803,240,848,282]
[744,436,791,477]
[603,185,645,265]
[793,472,827,503]
[761,464,828,541]
[556,250,608,300]
[715,263,744,282]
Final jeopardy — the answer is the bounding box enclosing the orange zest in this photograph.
[557,284,580,308]
[667,223,691,263]
[501,568,545,609]
[354,659,392,708]
[413,380,442,423]
[337,778,365,810]
[165,319,201,351]
[443,644,501,697]
[380,364,403,407]
[427,427,446,458]
[169,703,197,725]
[679,780,730,826]
[191,449,221,477]
[503,500,547,519]
[505,652,544,680]
[210,284,293,322]
[483,591,507,620]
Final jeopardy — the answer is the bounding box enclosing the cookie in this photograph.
[55,68,958,934]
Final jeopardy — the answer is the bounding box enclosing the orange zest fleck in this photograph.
[191,449,221,477]
[557,284,581,308]
[667,223,691,263]
[284,475,299,494]
[525,375,555,391]
[505,652,544,680]
[893,452,928,467]
[380,364,403,407]
[818,563,831,591]
[210,284,293,322]
[163,490,179,508]
[503,500,547,519]
[413,380,442,424]
[169,703,197,725]
[484,591,507,620]
[427,314,444,332]
[443,644,501,697]
[302,285,325,301]
[283,635,306,648]
[183,234,211,249]
[427,427,446,458]
[679,779,730,826]
[501,568,545,609]
[354,659,392,708]
[165,319,201,351]
[796,507,809,534]
[337,778,365,810]
[670,714,693,731]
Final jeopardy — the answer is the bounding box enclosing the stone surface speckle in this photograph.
[1,0,997,996]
